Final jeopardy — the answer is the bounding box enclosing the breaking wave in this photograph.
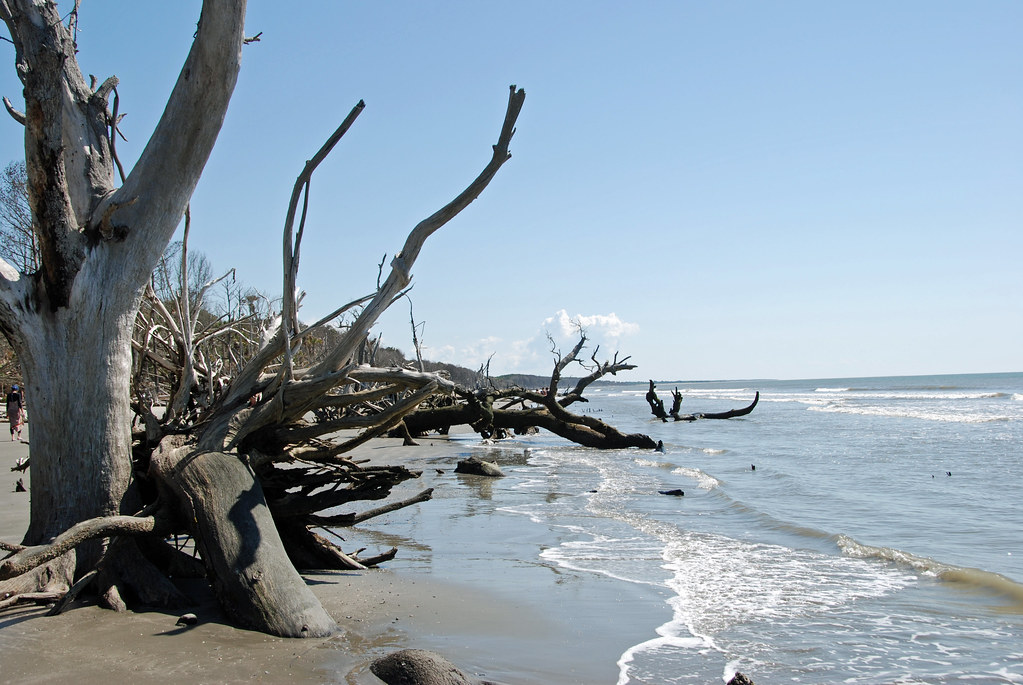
[836,535,1023,608]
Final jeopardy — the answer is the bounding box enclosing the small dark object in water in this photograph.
[659,489,684,497]
[751,464,756,471]
[947,471,952,476]
[176,613,198,626]
[655,440,665,453]
[14,478,26,492]
[727,673,756,685]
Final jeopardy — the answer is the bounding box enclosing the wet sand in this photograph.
[0,428,651,684]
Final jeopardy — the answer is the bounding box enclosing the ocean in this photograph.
[355,372,1023,683]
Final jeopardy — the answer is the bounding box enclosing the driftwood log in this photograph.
[646,380,759,422]
[398,336,657,450]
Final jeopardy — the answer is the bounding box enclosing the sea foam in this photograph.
[835,535,1023,608]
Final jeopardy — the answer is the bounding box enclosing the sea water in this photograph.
[363,372,1023,683]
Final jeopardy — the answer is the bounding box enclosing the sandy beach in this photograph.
[0,426,653,684]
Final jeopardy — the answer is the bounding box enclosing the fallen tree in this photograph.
[1,0,528,637]
[645,380,759,422]
[398,335,658,449]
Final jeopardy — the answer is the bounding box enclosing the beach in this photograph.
[0,427,650,685]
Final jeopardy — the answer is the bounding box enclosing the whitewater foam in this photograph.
[835,535,1023,608]
[671,465,722,490]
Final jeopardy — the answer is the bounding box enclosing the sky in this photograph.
[2,2,1020,381]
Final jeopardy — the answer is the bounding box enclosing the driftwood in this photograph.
[646,381,759,422]
[399,335,657,450]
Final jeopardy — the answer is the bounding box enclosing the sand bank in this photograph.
[0,428,652,684]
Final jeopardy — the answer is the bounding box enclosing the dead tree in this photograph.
[647,380,669,420]
[400,334,658,449]
[645,381,760,422]
[0,0,526,638]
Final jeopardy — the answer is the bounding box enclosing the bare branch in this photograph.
[2,96,25,125]
[273,379,439,444]
[0,514,165,581]
[89,0,248,281]
[281,100,366,382]
[306,86,526,389]
[308,488,434,527]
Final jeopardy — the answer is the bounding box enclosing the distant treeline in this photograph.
[373,345,602,390]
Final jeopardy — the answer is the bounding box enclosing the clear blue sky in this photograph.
[3,2,1020,381]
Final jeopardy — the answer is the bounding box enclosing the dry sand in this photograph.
[0,427,637,684]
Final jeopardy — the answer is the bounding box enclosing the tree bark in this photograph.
[151,442,337,637]
[16,301,137,564]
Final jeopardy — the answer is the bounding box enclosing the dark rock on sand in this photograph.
[370,648,497,685]
[455,456,505,478]
[658,489,684,497]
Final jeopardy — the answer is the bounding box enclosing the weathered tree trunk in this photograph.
[397,336,657,449]
[16,287,136,557]
[674,391,760,421]
[402,402,656,449]
[645,380,760,422]
[0,0,245,593]
[151,442,336,637]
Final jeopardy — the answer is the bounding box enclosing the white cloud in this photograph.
[541,309,640,343]
[423,310,640,376]
[421,336,504,371]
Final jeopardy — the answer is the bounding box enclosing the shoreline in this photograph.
[1,428,651,684]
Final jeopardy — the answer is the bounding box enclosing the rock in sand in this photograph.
[454,456,505,478]
[370,648,497,685]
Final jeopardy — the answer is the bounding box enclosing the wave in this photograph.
[664,444,729,456]
[670,466,721,490]
[835,535,1023,609]
[808,389,1010,400]
[634,458,675,470]
[808,403,1014,423]
[616,631,713,685]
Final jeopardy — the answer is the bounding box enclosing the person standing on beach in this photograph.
[6,384,24,441]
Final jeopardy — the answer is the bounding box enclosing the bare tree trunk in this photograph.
[151,441,336,637]
[16,290,136,559]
